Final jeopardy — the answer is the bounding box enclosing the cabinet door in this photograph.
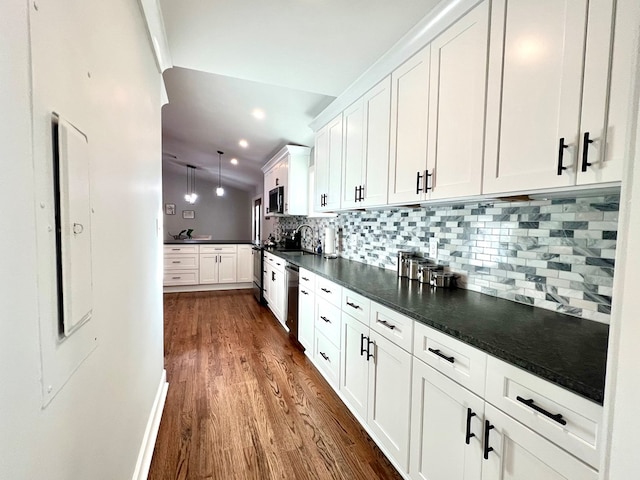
[341,99,365,209]
[298,286,315,352]
[339,314,370,420]
[236,245,252,283]
[217,253,237,283]
[263,264,272,304]
[576,0,617,185]
[264,168,275,215]
[275,158,289,213]
[427,1,488,200]
[271,268,286,327]
[199,254,219,284]
[314,126,329,212]
[388,46,430,204]
[483,0,588,194]
[325,114,343,211]
[410,358,484,480]
[482,404,598,480]
[362,76,391,207]
[367,330,412,472]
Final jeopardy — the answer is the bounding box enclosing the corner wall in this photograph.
[0,1,164,479]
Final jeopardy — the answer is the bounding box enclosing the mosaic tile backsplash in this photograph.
[274,195,619,324]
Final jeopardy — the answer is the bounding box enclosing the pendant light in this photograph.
[184,164,198,204]
[216,150,225,196]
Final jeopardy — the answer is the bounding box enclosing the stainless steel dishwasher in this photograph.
[285,263,303,350]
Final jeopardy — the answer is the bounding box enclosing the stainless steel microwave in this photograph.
[268,186,284,214]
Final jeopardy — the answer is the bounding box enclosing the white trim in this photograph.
[131,369,169,480]
[309,0,483,131]
[163,283,252,293]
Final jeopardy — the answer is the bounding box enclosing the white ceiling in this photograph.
[159,0,442,191]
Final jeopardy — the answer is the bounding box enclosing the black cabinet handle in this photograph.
[557,137,569,175]
[354,185,358,202]
[416,170,424,194]
[360,333,367,356]
[320,315,331,323]
[425,170,433,192]
[320,351,329,361]
[321,288,331,293]
[379,320,396,330]
[483,420,494,460]
[272,272,276,281]
[366,338,375,360]
[302,277,310,281]
[581,131,594,172]
[346,301,361,310]
[516,396,567,426]
[359,185,365,202]
[275,178,279,186]
[301,290,309,295]
[428,347,454,363]
[276,262,281,266]
[465,408,476,445]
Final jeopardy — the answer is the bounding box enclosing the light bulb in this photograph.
[184,193,190,202]
[216,187,224,196]
[190,193,198,203]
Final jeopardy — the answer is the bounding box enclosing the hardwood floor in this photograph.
[148,290,403,480]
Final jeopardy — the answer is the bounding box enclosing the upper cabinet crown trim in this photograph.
[261,145,311,173]
[309,0,485,131]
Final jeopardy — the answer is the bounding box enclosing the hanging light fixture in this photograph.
[184,164,198,204]
[216,150,225,196]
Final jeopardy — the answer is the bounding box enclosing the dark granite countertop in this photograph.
[272,250,609,404]
[165,239,255,245]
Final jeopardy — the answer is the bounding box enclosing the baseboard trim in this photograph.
[163,283,252,293]
[131,369,169,480]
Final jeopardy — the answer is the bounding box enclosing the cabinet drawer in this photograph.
[314,330,340,388]
[341,288,370,324]
[316,298,341,348]
[200,244,237,254]
[316,276,342,307]
[413,321,487,397]
[164,245,198,254]
[369,301,414,352]
[164,254,199,270]
[163,270,199,286]
[264,252,285,273]
[299,268,316,291]
[485,356,603,469]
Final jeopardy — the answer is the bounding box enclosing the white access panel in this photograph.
[58,117,93,335]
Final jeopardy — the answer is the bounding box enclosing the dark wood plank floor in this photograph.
[148,290,403,480]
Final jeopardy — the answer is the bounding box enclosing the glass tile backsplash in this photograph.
[274,195,619,324]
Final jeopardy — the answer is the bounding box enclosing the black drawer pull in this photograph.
[428,348,454,363]
[516,396,567,426]
[483,420,494,460]
[320,315,331,323]
[172,261,181,263]
[301,290,309,295]
[346,301,361,310]
[319,351,329,362]
[581,131,594,172]
[360,333,367,356]
[321,288,331,293]
[379,320,396,330]
[171,276,180,280]
[302,277,310,281]
[557,137,569,175]
[465,408,476,445]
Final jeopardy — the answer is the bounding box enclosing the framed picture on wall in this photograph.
[182,210,195,219]
[165,203,176,215]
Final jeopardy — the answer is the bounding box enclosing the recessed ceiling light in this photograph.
[239,139,249,148]
[230,158,238,165]
[252,108,265,120]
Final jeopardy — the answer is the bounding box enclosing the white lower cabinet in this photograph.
[367,330,412,472]
[236,245,252,282]
[298,284,315,352]
[410,358,484,480]
[199,253,236,284]
[482,404,598,480]
[265,264,286,327]
[340,313,370,420]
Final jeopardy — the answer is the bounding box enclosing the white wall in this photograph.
[162,161,252,240]
[0,0,164,479]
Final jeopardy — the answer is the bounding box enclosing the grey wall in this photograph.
[163,162,253,241]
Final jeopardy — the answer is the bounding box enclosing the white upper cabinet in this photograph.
[315,113,343,212]
[427,1,489,200]
[261,145,311,216]
[388,46,431,205]
[483,0,616,194]
[342,77,392,209]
